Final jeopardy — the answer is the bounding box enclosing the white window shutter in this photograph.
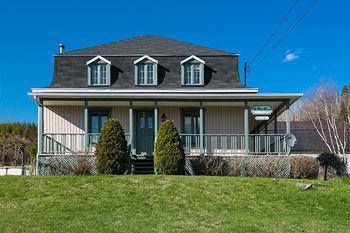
[87,66,91,86]
[154,63,158,85]
[134,65,138,85]
[181,65,184,85]
[106,64,111,85]
[200,63,204,85]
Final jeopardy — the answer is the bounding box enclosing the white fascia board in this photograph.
[180,55,205,65]
[86,55,112,65]
[30,88,259,94]
[27,92,303,101]
[28,88,303,100]
[133,55,158,64]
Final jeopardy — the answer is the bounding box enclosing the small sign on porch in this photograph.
[254,116,269,121]
[251,105,273,121]
[251,105,273,116]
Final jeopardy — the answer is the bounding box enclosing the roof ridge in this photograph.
[57,35,236,56]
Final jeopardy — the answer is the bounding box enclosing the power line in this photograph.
[248,0,300,67]
[248,0,319,73]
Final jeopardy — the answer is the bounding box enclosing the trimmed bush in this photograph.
[193,156,229,176]
[95,119,128,174]
[154,120,185,175]
[290,156,319,179]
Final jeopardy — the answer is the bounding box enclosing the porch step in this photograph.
[131,159,154,174]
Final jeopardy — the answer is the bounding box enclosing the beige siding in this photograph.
[44,106,84,133]
[111,106,129,133]
[205,106,244,134]
[44,105,249,135]
[159,106,181,130]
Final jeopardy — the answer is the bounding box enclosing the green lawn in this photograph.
[0,176,349,233]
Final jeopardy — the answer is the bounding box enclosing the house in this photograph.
[28,35,302,174]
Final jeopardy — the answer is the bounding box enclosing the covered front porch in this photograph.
[36,97,298,158]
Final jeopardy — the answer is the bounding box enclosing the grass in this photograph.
[0,176,349,233]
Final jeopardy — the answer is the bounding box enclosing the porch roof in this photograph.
[29,88,302,103]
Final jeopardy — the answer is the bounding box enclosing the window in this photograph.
[182,110,200,147]
[134,55,158,86]
[100,64,107,85]
[147,64,154,84]
[138,64,145,84]
[183,63,201,85]
[183,110,200,135]
[90,64,108,85]
[86,56,111,86]
[91,65,98,85]
[89,110,110,144]
[181,55,205,86]
[136,63,155,85]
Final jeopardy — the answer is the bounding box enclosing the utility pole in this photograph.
[244,61,247,87]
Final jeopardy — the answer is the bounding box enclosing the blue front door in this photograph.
[136,110,154,157]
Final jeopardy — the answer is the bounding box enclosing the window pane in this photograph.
[91,65,98,85]
[184,64,191,85]
[138,64,145,84]
[100,115,108,129]
[140,114,146,128]
[147,64,154,84]
[100,64,107,85]
[184,116,192,134]
[193,64,200,84]
[91,115,99,133]
[148,115,153,129]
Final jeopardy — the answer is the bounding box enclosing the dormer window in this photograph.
[86,55,111,86]
[181,55,205,86]
[134,55,158,86]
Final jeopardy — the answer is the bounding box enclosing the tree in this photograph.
[154,120,185,175]
[340,85,350,124]
[303,81,349,156]
[95,119,128,174]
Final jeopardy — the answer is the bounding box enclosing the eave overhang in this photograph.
[28,88,302,103]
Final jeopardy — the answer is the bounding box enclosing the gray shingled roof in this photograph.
[61,35,234,56]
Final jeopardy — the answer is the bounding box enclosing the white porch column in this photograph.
[84,100,88,152]
[36,99,44,175]
[199,101,204,155]
[244,102,249,155]
[129,101,134,155]
[285,101,290,134]
[154,101,159,142]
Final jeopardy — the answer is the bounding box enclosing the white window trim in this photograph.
[86,55,111,65]
[181,55,205,86]
[180,55,205,65]
[134,55,158,86]
[134,55,158,65]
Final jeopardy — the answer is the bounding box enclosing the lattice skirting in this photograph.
[39,154,291,178]
[38,155,96,175]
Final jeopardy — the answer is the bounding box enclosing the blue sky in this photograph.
[0,0,349,123]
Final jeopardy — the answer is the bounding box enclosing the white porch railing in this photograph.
[42,133,85,155]
[180,133,287,156]
[42,133,130,155]
[41,133,287,156]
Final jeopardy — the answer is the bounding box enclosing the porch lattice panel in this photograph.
[38,155,96,175]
